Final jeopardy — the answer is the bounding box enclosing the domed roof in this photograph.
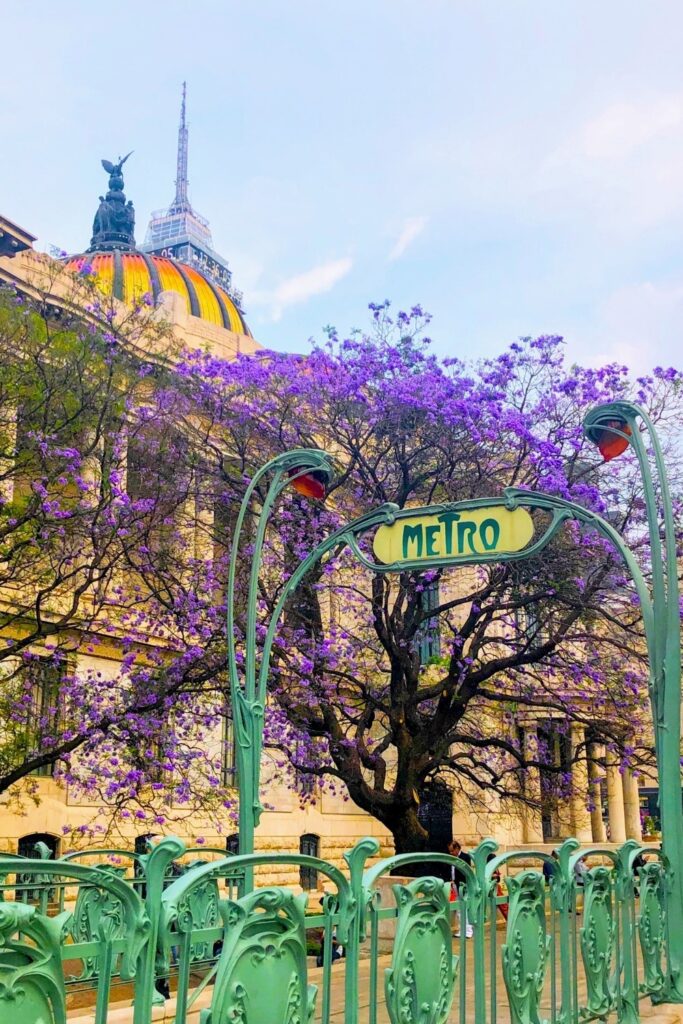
[64,251,251,336]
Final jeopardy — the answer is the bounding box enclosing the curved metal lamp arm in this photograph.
[501,487,655,650]
[225,448,333,885]
[226,448,334,704]
[256,502,400,700]
[584,402,670,642]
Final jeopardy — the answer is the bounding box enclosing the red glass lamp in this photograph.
[589,418,632,462]
[288,467,329,500]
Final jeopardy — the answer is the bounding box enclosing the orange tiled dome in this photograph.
[64,251,251,336]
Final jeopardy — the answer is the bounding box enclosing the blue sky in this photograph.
[3,1,683,372]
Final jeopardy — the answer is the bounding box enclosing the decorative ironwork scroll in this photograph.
[186,874,221,963]
[579,866,616,1018]
[69,865,127,980]
[638,861,667,998]
[200,888,316,1024]
[384,877,457,1024]
[0,902,69,1024]
[501,869,549,1024]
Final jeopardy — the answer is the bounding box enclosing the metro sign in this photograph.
[372,506,535,565]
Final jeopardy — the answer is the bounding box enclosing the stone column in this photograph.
[570,724,593,842]
[622,768,643,841]
[522,724,544,844]
[588,742,607,843]
[605,751,627,844]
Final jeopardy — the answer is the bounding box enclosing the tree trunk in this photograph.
[383,804,432,854]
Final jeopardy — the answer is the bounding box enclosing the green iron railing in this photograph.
[0,835,669,1024]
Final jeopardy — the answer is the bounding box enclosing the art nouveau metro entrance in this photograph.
[0,400,680,1024]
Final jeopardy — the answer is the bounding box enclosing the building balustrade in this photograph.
[0,834,672,1024]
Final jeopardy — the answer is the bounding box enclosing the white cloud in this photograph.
[570,278,683,373]
[412,95,683,235]
[248,257,353,323]
[567,97,683,164]
[388,216,428,261]
[274,257,353,307]
[535,93,683,233]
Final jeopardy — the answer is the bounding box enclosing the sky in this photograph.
[3,1,683,374]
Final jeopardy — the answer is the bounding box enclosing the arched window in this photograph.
[299,833,319,891]
[133,834,159,900]
[17,833,59,903]
[134,833,156,856]
[17,832,59,859]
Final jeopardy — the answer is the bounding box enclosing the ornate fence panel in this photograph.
[638,858,667,999]
[202,888,317,1024]
[500,869,549,1024]
[0,836,670,1023]
[383,877,457,1024]
[69,865,128,981]
[0,856,150,1024]
[160,841,375,1024]
[579,864,616,1017]
[484,850,560,1024]
[361,846,484,1024]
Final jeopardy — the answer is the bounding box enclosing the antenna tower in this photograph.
[172,82,189,210]
[142,82,244,307]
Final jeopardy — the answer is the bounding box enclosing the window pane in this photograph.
[299,834,319,890]
[418,579,441,664]
[23,659,62,778]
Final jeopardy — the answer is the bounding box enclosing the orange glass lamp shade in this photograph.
[590,419,632,462]
[288,468,328,500]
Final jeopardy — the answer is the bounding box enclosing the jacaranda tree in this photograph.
[2,279,681,850]
[0,277,233,834]
[183,302,682,851]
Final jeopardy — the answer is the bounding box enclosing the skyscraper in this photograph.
[141,83,243,310]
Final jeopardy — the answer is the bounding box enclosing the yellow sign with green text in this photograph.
[373,506,535,565]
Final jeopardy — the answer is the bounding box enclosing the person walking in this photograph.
[632,851,647,898]
[448,840,474,938]
[573,855,589,915]
[543,849,559,886]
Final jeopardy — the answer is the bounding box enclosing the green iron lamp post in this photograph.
[226,448,406,895]
[583,400,683,1001]
[226,449,334,892]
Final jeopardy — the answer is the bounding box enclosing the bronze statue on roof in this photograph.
[88,153,136,252]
